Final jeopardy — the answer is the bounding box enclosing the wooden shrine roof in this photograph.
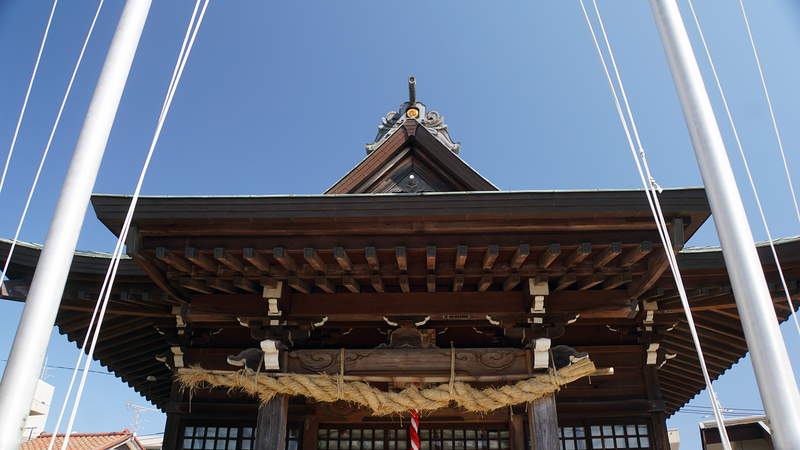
[2,189,799,415]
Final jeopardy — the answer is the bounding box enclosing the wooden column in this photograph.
[162,414,181,450]
[528,393,558,450]
[162,381,185,450]
[509,413,526,450]
[255,394,289,450]
[302,414,319,450]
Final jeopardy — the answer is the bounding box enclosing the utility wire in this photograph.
[579,1,733,448]
[0,0,59,200]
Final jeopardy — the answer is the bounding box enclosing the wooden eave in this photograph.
[4,234,800,415]
[91,187,710,237]
[325,120,498,194]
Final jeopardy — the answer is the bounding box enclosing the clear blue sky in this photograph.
[1,1,799,447]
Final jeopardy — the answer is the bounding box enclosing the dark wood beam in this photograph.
[233,276,259,293]
[304,248,325,272]
[427,246,436,271]
[184,290,630,322]
[453,274,464,293]
[602,272,632,290]
[593,242,622,269]
[365,247,380,271]
[621,241,652,268]
[483,245,499,271]
[396,246,407,272]
[639,287,664,302]
[342,275,360,294]
[371,275,385,293]
[57,299,172,318]
[334,247,353,272]
[670,217,685,251]
[156,248,191,273]
[502,274,520,291]
[399,275,410,293]
[510,244,529,270]
[565,243,591,268]
[274,247,297,272]
[455,245,468,271]
[260,276,279,289]
[538,244,560,269]
[181,277,214,294]
[243,248,272,272]
[575,272,604,290]
[554,273,576,291]
[214,248,244,273]
[628,249,670,299]
[477,274,492,292]
[287,276,311,293]
[206,277,236,294]
[315,276,336,294]
[185,248,217,273]
[131,239,190,302]
[427,274,436,293]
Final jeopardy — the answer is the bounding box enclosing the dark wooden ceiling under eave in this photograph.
[651,237,800,415]
[325,120,498,194]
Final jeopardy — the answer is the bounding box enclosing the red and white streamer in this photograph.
[410,408,420,450]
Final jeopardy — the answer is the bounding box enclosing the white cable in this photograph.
[685,0,800,339]
[740,0,800,231]
[47,2,204,443]
[0,0,59,199]
[2,0,106,298]
[57,2,209,448]
[579,2,732,447]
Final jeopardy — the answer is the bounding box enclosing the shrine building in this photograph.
[2,88,799,450]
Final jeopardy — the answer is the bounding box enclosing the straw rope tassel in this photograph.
[177,357,596,416]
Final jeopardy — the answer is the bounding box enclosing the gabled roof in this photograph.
[325,102,498,194]
[22,430,144,450]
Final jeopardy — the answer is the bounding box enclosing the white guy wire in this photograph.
[0,0,59,200]
[740,0,800,232]
[2,0,106,297]
[58,2,210,448]
[685,0,800,338]
[579,1,733,448]
[46,2,206,444]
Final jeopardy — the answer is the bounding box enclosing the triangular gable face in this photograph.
[325,102,498,194]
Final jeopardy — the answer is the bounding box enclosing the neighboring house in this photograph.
[700,416,773,450]
[21,430,145,450]
[22,379,54,442]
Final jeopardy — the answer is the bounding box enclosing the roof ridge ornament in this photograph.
[365,77,461,155]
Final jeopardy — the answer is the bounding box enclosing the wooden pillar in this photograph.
[255,394,289,450]
[162,414,181,450]
[302,414,319,450]
[528,393,558,450]
[509,413,526,450]
[644,362,669,450]
[162,381,184,450]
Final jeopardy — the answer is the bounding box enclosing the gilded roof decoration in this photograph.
[366,102,461,155]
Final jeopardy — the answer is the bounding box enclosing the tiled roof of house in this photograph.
[21,430,143,450]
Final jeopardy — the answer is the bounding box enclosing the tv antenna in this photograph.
[126,400,159,436]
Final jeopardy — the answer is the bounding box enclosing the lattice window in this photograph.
[180,425,256,450]
[419,428,510,449]
[180,423,301,450]
[316,427,408,449]
[523,421,653,450]
[587,425,650,449]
